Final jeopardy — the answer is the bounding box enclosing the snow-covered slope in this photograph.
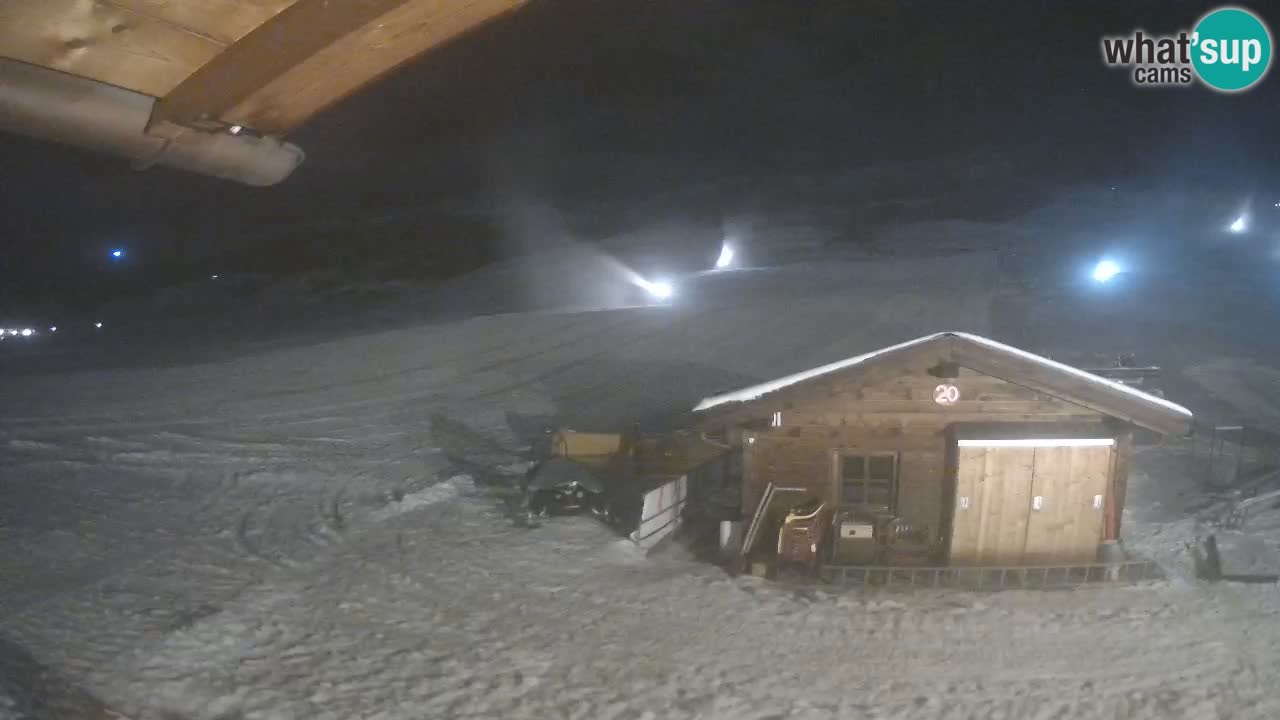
[2,237,1280,719]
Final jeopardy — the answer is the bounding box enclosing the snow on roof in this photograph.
[692,331,1193,419]
[693,332,945,412]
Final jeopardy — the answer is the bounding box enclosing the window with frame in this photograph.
[839,452,898,512]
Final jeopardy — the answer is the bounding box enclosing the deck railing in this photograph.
[820,559,1161,590]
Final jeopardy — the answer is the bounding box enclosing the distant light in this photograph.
[1229,215,1247,233]
[229,125,243,136]
[6,329,16,336]
[94,322,103,329]
[1092,259,1121,283]
[210,274,219,279]
[634,276,675,300]
[20,328,32,337]
[644,280,674,299]
[49,326,57,332]
[1275,202,1280,208]
[110,249,124,259]
[715,242,735,269]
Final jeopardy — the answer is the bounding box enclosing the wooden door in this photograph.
[950,446,1035,565]
[951,440,1113,566]
[1022,445,1111,563]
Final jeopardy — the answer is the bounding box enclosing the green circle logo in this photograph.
[1192,7,1272,92]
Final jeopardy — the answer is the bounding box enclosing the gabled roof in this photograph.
[692,331,1193,436]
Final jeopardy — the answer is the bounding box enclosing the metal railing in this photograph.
[820,559,1162,590]
[1191,423,1280,492]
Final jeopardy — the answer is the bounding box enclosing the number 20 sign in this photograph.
[934,383,960,405]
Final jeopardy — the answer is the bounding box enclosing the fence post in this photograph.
[1235,425,1247,487]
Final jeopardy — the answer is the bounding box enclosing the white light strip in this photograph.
[958,438,1115,448]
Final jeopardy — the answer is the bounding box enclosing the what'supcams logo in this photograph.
[1101,6,1272,92]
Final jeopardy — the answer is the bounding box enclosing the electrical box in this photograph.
[834,518,878,564]
[839,522,875,540]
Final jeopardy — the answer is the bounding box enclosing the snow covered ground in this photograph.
[3,221,1280,718]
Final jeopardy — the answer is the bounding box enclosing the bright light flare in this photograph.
[715,243,735,269]
[1092,259,1122,283]
[94,322,103,329]
[638,278,674,300]
[600,252,676,305]
[20,328,32,337]
[1229,215,1248,233]
[49,326,57,332]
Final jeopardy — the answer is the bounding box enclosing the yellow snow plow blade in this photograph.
[548,430,624,470]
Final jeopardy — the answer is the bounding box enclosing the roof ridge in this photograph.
[692,331,1192,426]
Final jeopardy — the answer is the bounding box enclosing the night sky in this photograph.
[2,0,1277,313]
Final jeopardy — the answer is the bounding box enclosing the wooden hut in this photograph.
[691,332,1193,567]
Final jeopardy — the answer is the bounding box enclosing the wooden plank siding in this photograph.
[1105,430,1134,541]
[1024,445,1111,563]
[736,356,1114,553]
[950,446,1035,565]
[0,0,226,96]
[730,355,1145,566]
[106,0,298,45]
[700,333,1166,566]
[152,0,527,133]
[1,0,526,135]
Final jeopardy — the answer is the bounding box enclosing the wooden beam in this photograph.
[151,0,526,134]
[150,0,413,130]
[0,0,225,96]
[1106,430,1133,541]
[101,0,299,45]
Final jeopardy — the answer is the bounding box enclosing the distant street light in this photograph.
[1092,259,1122,283]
